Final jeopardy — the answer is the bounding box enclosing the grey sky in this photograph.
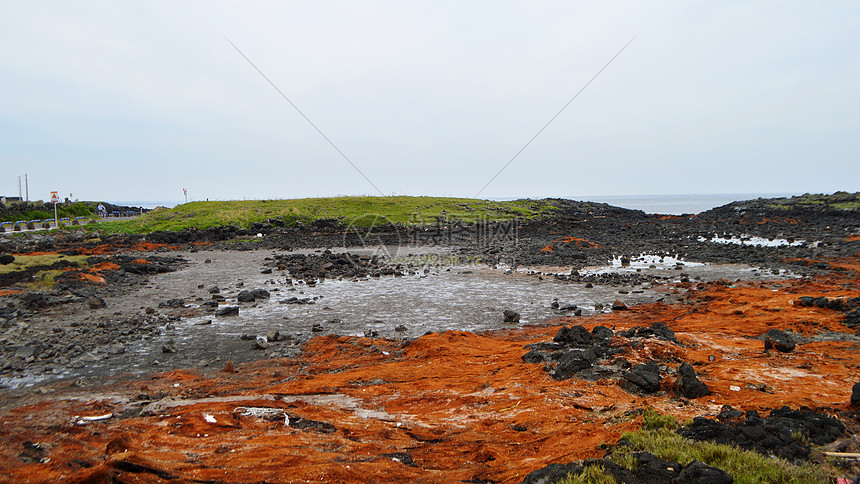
[2,1,858,203]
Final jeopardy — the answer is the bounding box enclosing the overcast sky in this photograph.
[2,1,858,203]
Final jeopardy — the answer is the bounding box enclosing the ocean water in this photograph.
[108,200,181,210]
[555,193,800,215]
[110,194,800,216]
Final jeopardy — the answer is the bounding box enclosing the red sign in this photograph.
[50,191,59,203]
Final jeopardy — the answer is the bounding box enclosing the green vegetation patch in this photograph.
[565,464,618,484]
[832,201,860,211]
[26,269,67,290]
[561,409,831,484]
[616,409,828,483]
[98,196,560,233]
[0,254,89,276]
[767,191,860,212]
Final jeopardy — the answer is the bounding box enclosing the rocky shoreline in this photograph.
[2,195,857,384]
[1,194,859,482]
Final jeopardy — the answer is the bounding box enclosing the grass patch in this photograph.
[564,464,617,484]
[25,269,66,289]
[97,196,560,233]
[640,407,682,430]
[832,201,860,211]
[558,409,831,483]
[0,254,89,275]
[616,429,830,483]
[610,410,831,484]
[1,254,89,290]
[766,192,860,212]
[223,237,264,244]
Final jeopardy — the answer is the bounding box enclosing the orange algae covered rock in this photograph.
[0,259,858,483]
[76,273,106,284]
[540,236,602,252]
[91,262,121,272]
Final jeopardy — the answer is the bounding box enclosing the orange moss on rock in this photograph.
[75,273,106,284]
[91,262,122,272]
[540,236,602,253]
[131,242,169,252]
[1,260,859,483]
[76,245,115,255]
[756,217,800,225]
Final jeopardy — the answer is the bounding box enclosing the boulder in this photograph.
[591,325,614,340]
[250,289,270,299]
[552,349,597,380]
[14,344,42,360]
[503,310,521,323]
[675,362,710,398]
[617,322,678,344]
[87,297,106,309]
[521,349,545,363]
[611,300,629,310]
[215,306,239,316]
[649,322,677,342]
[622,361,661,393]
[553,325,593,346]
[519,463,584,484]
[763,329,795,353]
[852,382,860,407]
[0,254,14,265]
[630,452,681,482]
[104,343,126,355]
[159,298,184,309]
[252,336,268,349]
[237,290,255,302]
[676,460,733,484]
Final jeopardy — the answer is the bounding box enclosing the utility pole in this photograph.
[18,176,22,200]
[24,173,28,203]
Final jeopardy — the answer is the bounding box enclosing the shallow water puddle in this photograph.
[173,265,652,345]
[698,234,809,247]
[1,250,792,388]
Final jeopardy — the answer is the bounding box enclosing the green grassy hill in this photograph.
[98,196,560,233]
